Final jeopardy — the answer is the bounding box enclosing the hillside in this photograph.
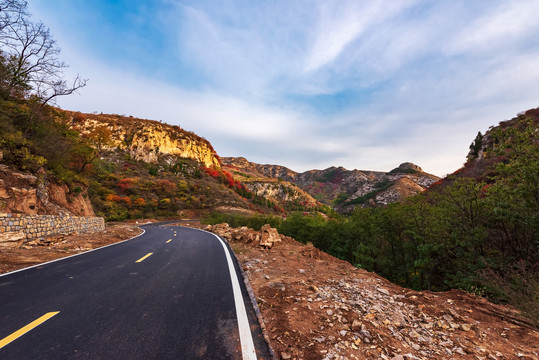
[58,111,299,220]
[222,160,326,213]
[0,102,320,220]
[61,110,330,220]
[434,107,539,184]
[221,157,439,211]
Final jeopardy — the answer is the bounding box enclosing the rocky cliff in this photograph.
[222,157,439,211]
[0,164,94,216]
[66,112,221,168]
[222,159,323,211]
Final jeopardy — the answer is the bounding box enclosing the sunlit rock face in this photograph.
[67,112,221,169]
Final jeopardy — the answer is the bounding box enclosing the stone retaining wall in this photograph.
[0,213,105,247]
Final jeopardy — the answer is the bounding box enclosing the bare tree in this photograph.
[0,0,27,32]
[0,0,86,105]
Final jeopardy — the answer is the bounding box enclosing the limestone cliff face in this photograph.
[0,164,94,216]
[67,112,221,168]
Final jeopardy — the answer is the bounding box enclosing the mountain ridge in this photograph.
[221,157,439,211]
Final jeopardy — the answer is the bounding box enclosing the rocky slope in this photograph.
[0,161,94,217]
[221,157,439,211]
[66,111,221,168]
[222,161,324,212]
[205,223,539,360]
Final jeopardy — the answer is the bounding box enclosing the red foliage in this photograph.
[222,170,235,188]
[134,197,146,206]
[117,178,138,192]
[202,167,239,189]
[202,167,220,179]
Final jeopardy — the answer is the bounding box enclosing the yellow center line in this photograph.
[135,252,153,263]
[166,239,172,243]
[0,311,60,349]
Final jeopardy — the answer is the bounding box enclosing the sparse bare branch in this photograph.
[0,0,86,106]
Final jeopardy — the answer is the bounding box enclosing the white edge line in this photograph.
[193,227,257,360]
[0,228,146,278]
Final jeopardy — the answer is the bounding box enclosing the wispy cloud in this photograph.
[448,0,539,55]
[303,0,418,74]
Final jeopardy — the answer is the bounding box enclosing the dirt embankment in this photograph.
[205,223,539,360]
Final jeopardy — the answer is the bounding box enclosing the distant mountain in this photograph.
[221,157,439,211]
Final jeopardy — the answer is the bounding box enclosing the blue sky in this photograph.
[29,0,539,176]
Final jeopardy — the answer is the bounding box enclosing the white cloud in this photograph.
[448,0,539,55]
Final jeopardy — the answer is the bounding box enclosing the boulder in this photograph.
[0,231,26,248]
[259,224,281,249]
[211,223,231,240]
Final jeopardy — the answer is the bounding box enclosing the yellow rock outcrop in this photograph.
[67,112,221,168]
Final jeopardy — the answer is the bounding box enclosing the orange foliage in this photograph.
[156,179,177,194]
[105,194,121,202]
[105,193,131,204]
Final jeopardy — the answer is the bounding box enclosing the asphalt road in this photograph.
[0,223,272,359]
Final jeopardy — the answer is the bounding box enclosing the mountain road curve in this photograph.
[0,223,273,359]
